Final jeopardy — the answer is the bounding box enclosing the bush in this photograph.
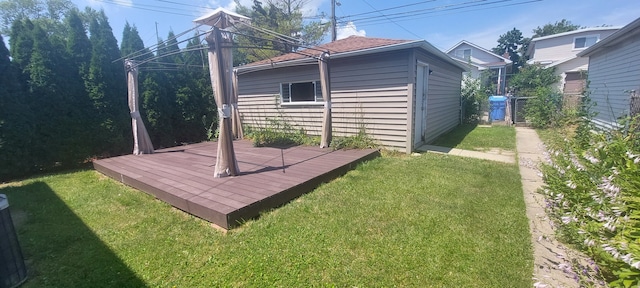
[329,127,378,150]
[461,75,488,123]
[541,116,640,286]
[245,116,324,147]
[524,86,564,128]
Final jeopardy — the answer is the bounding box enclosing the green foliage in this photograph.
[0,34,35,180]
[87,10,130,155]
[509,64,559,96]
[233,0,329,65]
[461,74,488,123]
[0,3,215,181]
[532,19,582,38]
[524,86,563,128]
[0,0,74,35]
[330,127,378,150]
[509,64,564,128]
[246,117,312,147]
[492,28,525,72]
[541,118,640,286]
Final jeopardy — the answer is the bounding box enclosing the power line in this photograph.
[358,0,422,39]
[94,0,197,17]
[345,0,437,18]
[341,0,540,26]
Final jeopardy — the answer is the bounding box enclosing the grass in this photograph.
[2,154,532,287]
[430,123,516,151]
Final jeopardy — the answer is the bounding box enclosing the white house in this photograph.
[577,18,640,130]
[525,27,620,95]
[446,40,512,95]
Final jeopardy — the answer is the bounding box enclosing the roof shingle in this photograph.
[247,36,411,66]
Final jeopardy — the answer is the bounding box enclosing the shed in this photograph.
[577,17,640,130]
[235,36,466,153]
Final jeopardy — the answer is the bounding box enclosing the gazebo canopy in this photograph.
[193,7,250,29]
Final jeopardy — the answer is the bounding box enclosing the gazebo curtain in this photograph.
[318,52,332,148]
[206,28,239,177]
[125,60,154,155]
[231,70,244,139]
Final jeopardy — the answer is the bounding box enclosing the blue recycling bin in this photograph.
[489,95,507,121]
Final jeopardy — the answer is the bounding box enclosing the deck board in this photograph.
[93,140,379,229]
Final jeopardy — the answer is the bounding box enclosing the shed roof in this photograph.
[236,36,467,74]
[577,17,640,57]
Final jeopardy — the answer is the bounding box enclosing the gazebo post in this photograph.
[318,52,332,148]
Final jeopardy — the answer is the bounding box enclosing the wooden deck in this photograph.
[93,140,379,229]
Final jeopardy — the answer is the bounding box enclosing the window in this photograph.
[280,81,323,103]
[574,35,598,49]
[455,48,471,60]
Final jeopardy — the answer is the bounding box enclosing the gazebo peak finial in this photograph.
[193,7,250,29]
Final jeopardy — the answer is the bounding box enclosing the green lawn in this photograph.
[431,123,516,151]
[2,154,532,287]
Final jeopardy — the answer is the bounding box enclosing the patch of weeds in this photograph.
[246,117,314,147]
[330,127,378,150]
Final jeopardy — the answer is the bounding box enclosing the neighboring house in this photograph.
[235,36,467,153]
[446,40,512,95]
[577,17,640,130]
[525,27,620,95]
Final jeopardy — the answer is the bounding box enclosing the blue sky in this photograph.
[70,0,640,52]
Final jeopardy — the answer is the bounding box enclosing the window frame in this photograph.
[455,48,472,60]
[573,34,599,50]
[279,80,324,106]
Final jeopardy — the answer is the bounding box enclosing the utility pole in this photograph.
[331,0,336,42]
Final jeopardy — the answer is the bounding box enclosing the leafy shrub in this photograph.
[541,116,640,286]
[330,127,378,150]
[524,86,564,128]
[461,75,488,123]
[245,117,319,147]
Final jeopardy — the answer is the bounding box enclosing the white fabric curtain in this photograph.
[207,28,239,177]
[231,69,244,139]
[318,52,332,148]
[126,60,154,155]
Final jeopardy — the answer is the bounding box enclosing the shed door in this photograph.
[415,62,429,146]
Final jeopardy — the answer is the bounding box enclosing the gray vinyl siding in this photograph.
[586,32,640,130]
[238,50,411,150]
[414,50,464,143]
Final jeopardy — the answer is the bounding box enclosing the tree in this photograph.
[532,19,581,38]
[0,34,34,180]
[509,64,562,128]
[121,22,151,61]
[87,10,129,155]
[492,28,524,73]
[0,0,74,34]
[66,9,91,81]
[233,0,329,64]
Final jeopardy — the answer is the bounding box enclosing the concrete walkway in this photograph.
[419,127,585,287]
[516,127,588,288]
[416,145,516,164]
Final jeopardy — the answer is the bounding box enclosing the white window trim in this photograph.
[279,80,323,106]
[573,34,600,50]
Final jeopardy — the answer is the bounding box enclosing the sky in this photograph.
[66,0,640,52]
